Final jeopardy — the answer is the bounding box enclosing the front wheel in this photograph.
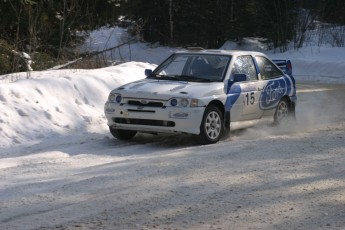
[109,127,137,140]
[197,105,224,145]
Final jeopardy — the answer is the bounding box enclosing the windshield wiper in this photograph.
[147,73,175,80]
[148,74,213,82]
[174,75,212,82]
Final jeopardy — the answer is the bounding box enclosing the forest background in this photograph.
[1,0,345,75]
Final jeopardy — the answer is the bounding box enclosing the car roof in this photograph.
[175,48,266,57]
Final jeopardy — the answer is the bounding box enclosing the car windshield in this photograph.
[148,53,231,82]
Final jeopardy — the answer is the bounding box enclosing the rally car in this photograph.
[104,48,296,144]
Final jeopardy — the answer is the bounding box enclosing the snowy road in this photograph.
[1,83,345,230]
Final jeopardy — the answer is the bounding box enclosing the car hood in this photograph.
[113,79,224,100]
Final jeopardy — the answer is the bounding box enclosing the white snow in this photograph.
[270,46,345,83]
[79,26,180,64]
[0,62,155,148]
[0,27,344,229]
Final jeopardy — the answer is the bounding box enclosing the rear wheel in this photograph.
[109,127,137,140]
[274,98,291,125]
[198,105,224,145]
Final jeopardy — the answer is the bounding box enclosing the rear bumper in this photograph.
[290,95,297,109]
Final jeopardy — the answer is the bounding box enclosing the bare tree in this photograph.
[294,8,317,48]
[169,0,173,45]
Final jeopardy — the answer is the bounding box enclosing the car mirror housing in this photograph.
[145,69,153,76]
[233,73,247,82]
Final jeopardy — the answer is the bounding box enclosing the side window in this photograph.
[255,56,283,80]
[232,56,258,81]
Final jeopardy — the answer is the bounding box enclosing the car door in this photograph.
[254,56,288,115]
[230,55,263,120]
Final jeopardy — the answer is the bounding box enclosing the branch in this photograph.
[50,38,136,70]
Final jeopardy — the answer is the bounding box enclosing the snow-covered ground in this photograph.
[0,28,344,229]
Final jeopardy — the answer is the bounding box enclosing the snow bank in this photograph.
[0,62,155,148]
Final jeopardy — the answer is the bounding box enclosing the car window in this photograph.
[152,54,231,82]
[232,56,258,81]
[255,56,283,80]
[187,56,229,80]
[158,55,188,76]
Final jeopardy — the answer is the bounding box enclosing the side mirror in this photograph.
[233,73,247,82]
[145,69,153,76]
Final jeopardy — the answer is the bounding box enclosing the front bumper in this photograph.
[104,102,205,135]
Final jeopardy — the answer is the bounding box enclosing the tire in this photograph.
[274,98,291,125]
[109,127,137,140]
[198,105,224,145]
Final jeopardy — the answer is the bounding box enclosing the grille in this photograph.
[128,100,164,107]
[128,109,155,113]
[113,118,175,127]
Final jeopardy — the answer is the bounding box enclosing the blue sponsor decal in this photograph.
[225,83,241,111]
[259,78,288,110]
[225,75,295,112]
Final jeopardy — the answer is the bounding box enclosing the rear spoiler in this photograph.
[273,60,292,77]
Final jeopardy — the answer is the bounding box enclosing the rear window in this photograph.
[255,56,283,80]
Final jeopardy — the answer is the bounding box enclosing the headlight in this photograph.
[108,93,122,103]
[170,98,178,106]
[168,98,199,107]
[169,98,188,107]
[116,94,122,103]
[180,98,189,107]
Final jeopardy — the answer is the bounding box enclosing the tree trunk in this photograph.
[169,0,173,45]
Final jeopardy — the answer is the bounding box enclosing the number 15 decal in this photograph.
[245,92,255,105]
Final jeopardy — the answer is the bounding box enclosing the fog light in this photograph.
[105,108,115,113]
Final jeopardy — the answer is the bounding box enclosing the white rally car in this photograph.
[104,49,296,144]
